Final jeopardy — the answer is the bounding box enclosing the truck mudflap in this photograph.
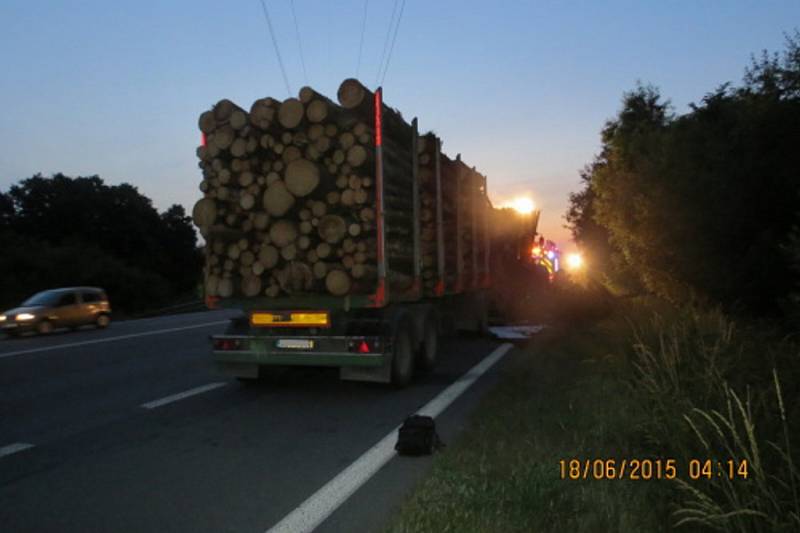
[210,334,387,368]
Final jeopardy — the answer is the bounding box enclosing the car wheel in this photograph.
[96,314,111,329]
[36,320,54,335]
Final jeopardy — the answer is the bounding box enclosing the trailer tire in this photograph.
[391,325,415,387]
[416,314,439,371]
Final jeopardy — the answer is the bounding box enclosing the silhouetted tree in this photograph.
[0,174,202,312]
[568,31,800,317]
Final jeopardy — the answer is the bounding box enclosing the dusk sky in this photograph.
[1,1,798,249]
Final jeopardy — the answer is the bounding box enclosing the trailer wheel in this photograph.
[417,315,439,371]
[391,326,415,387]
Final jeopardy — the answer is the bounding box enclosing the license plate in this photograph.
[276,339,315,350]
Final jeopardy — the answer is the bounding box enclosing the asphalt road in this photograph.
[0,310,508,533]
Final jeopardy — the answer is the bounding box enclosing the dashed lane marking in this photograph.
[140,382,228,409]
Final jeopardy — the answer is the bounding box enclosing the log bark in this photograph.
[284,158,320,197]
[325,269,351,296]
[282,145,302,163]
[262,181,296,216]
[250,97,278,129]
[253,212,270,230]
[229,109,248,130]
[280,243,297,261]
[317,215,347,244]
[213,99,236,122]
[278,98,304,129]
[239,192,256,210]
[199,111,216,134]
[269,220,298,248]
[241,275,262,297]
[336,79,413,142]
[346,145,368,168]
[258,245,279,269]
[192,198,217,228]
[217,277,234,298]
[311,201,327,217]
[278,262,313,293]
[306,99,328,123]
[316,242,332,259]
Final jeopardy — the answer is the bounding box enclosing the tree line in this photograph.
[0,174,202,313]
[567,31,800,322]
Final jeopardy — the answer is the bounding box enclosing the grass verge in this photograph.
[385,298,800,532]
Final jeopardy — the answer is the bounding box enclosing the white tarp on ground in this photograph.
[489,325,546,339]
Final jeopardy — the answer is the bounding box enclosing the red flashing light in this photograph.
[374,88,383,147]
[201,132,207,147]
[358,340,371,354]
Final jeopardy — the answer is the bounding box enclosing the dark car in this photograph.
[1,287,112,336]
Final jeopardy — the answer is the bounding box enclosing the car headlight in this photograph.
[0,315,6,322]
[16,313,36,321]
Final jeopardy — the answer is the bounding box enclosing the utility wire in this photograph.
[375,0,400,86]
[288,0,308,86]
[259,0,292,96]
[379,0,406,86]
[356,0,369,78]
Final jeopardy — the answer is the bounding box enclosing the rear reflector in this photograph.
[213,338,243,351]
[250,311,330,328]
[348,338,381,354]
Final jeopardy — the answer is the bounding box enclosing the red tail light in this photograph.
[214,339,242,351]
[348,337,381,354]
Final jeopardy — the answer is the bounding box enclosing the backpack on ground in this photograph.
[395,415,444,456]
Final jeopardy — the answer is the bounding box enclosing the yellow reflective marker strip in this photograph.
[250,311,330,327]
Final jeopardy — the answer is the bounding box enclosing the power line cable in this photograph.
[258,0,292,96]
[379,0,406,86]
[356,0,369,78]
[288,0,309,86]
[375,0,400,86]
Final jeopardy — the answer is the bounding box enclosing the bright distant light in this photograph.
[505,197,535,214]
[566,253,584,271]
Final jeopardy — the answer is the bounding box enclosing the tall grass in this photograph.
[626,307,800,531]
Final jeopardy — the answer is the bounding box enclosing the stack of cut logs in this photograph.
[193,79,397,298]
[192,78,488,299]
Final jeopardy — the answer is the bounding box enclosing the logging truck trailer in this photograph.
[196,80,491,385]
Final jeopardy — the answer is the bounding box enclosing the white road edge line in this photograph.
[0,321,230,360]
[0,442,35,459]
[141,382,228,409]
[265,342,515,533]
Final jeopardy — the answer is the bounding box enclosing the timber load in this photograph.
[192,79,491,305]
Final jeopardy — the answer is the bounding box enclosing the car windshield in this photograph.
[21,291,63,307]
